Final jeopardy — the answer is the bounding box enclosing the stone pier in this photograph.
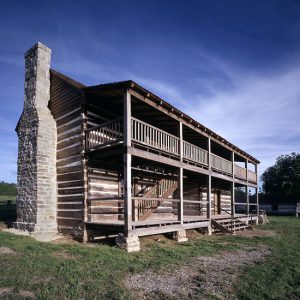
[173,230,188,242]
[116,233,141,252]
[14,42,58,241]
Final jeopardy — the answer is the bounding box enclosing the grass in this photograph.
[0,202,299,299]
[0,195,16,202]
[235,217,300,300]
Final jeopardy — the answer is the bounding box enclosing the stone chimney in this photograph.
[14,42,58,241]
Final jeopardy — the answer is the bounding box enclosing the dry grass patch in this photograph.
[0,287,13,297]
[125,246,271,299]
[19,290,36,299]
[0,246,17,255]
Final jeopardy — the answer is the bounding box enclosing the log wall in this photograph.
[87,167,123,223]
[49,71,85,238]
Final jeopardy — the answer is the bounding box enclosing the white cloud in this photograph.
[136,59,300,177]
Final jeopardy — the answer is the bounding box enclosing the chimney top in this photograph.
[24,42,51,58]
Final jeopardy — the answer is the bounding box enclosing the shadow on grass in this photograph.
[0,203,17,228]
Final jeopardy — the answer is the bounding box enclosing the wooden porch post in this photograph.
[255,164,259,218]
[82,102,89,242]
[246,160,249,216]
[231,152,235,218]
[124,91,132,236]
[207,138,211,220]
[178,122,183,224]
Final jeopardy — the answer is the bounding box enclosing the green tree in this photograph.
[261,152,300,197]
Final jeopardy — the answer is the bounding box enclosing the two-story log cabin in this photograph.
[15,43,259,251]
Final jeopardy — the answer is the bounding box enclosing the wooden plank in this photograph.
[57,165,83,174]
[58,180,84,189]
[207,138,211,221]
[129,221,210,237]
[57,136,82,151]
[57,145,83,160]
[57,195,84,202]
[124,91,132,234]
[57,171,83,182]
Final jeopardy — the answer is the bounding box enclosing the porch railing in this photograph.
[234,165,247,179]
[85,118,122,150]
[131,117,179,156]
[247,170,257,182]
[85,117,256,183]
[211,154,233,174]
[183,140,208,165]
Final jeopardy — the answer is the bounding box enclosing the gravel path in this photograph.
[125,246,271,299]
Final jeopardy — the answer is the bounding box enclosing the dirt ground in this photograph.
[125,245,272,299]
[236,229,277,237]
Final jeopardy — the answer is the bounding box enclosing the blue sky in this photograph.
[0,0,300,183]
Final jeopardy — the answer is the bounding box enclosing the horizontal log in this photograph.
[57,210,83,219]
[58,203,83,210]
[88,214,124,222]
[57,195,84,202]
[57,129,81,142]
[57,145,82,160]
[57,119,82,135]
[56,110,82,127]
[57,165,83,175]
[57,136,82,151]
[57,171,83,181]
[90,207,124,214]
[57,218,83,227]
[88,193,119,199]
[57,188,84,195]
[57,155,82,168]
[58,180,84,189]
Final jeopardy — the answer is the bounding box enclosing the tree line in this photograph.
[0,181,17,196]
[261,152,300,199]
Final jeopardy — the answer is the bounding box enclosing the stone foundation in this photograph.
[116,233,141,252]
[14,42,58,241]
[207,226,212,236]
[173,230,188,242]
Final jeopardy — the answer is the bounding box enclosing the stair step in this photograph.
[212,217,252,234]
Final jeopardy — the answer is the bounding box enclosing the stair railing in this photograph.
[211,202,234,233]
[135,179,178,220]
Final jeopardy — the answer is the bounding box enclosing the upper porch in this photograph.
[84,116,258,186]
[82,80,259,188]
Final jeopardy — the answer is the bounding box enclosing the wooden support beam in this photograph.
[207,138,211,221]
[129,221,210,237]
[81,103,89,242]
[231,152,235,218]
[231,181,235,218]
[245,160,250,216]
[124,91,132,235]
[255,164,259,216]
[178,167,183,224]
[127,146,257,187]
[246,185,249,216]
[178,122,183,223]
[179,122,183,163]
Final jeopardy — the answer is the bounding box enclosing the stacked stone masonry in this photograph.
[14,43,58,241]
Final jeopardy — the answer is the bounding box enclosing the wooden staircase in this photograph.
[136,179,178,221]
[211,216,252,234]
